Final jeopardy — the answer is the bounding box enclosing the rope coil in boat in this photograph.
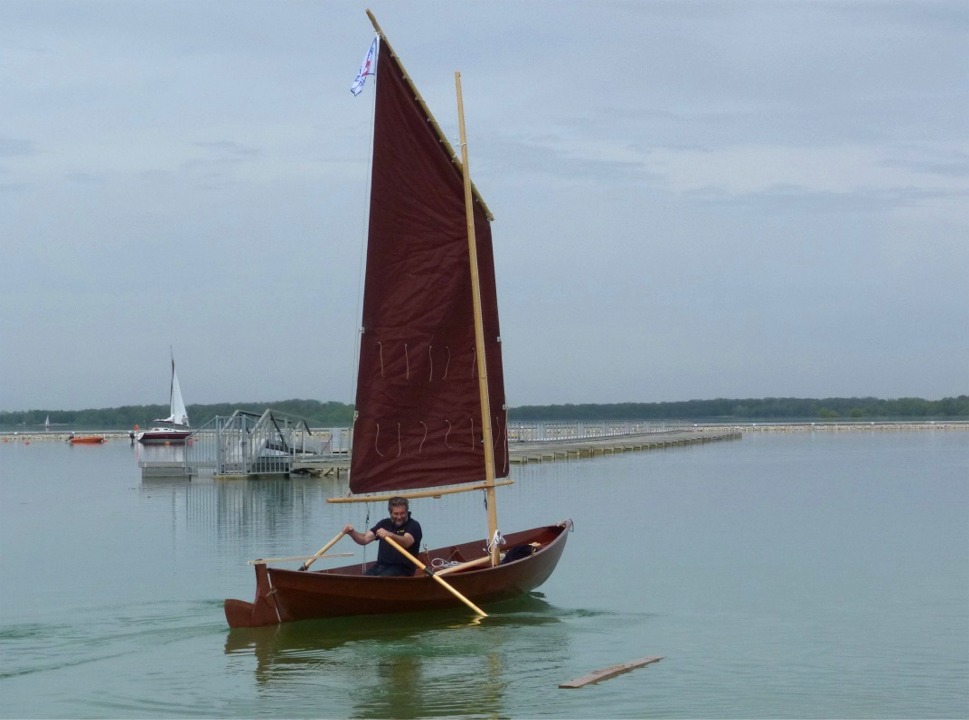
[431,557,462,569]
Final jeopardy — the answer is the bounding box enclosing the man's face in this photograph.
[389,505,408,526]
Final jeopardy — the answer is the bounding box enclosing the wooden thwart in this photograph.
[559,656,663,689]
[434,555,492,576]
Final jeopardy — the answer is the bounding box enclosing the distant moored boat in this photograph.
[68,435,105,445]
[136,351,192,445]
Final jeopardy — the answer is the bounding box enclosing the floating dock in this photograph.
[290,428,741,477]
[508,428,741,464]
[135,421,741,480]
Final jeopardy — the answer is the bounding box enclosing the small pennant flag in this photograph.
[351,37,378,96]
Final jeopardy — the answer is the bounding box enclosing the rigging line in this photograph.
[405,343,410,379]
[443,346,450,379]
[349,42,379,408]
[374,423,384,457]
[378,341,384,377]
[396,422,402,457]
[496,413,508,475]
[265,573,282,624]
[427,345,433,381]
[362,504,372,566]
[444,419,453,448]
[418,421,428,453]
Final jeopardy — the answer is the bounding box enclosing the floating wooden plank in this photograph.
[559,656,663,689]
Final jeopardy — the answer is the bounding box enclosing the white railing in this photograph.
[507,420,689,443]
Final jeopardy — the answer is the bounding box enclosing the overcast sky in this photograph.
[1,1,967,412]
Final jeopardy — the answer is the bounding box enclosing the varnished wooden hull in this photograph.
[225,520,571,628]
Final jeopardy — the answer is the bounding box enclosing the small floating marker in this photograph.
[559,656,663,689]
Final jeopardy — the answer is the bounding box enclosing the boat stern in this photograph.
[224,562,284,628]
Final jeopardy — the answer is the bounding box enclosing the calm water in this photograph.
[1,430,966,719]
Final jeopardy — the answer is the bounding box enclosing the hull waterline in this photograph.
[136,429,192,445]
[225,520,572,628]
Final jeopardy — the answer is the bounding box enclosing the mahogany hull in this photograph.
[225,520,571,628]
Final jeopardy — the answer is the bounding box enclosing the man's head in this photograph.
[388,496,409,526]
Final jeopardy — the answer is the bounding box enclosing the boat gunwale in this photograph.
[224,520,572,627]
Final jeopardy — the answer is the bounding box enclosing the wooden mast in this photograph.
[455,71,501,566]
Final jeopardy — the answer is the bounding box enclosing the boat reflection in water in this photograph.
[224,594,565,718]
[134,442,186,464]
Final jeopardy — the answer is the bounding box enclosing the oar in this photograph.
[381,535,488,617]
[298,530,346,571]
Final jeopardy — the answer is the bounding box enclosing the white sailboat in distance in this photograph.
[136,352,192,445]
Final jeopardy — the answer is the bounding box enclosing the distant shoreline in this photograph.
[2,420,966,444]
[700,421,968,433]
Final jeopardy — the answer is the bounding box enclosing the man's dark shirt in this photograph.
[370,514,423,569]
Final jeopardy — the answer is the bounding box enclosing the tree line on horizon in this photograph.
[2,395,966,431]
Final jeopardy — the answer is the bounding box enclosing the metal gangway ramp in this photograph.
[186,409,329,477]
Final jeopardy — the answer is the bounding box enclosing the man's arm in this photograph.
[373,527,416,549]
[343,523,376,545]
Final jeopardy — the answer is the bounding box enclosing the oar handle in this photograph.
[299,530,346,571]
[382,536,488,617]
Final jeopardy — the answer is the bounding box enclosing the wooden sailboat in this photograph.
[224,12,571,629]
